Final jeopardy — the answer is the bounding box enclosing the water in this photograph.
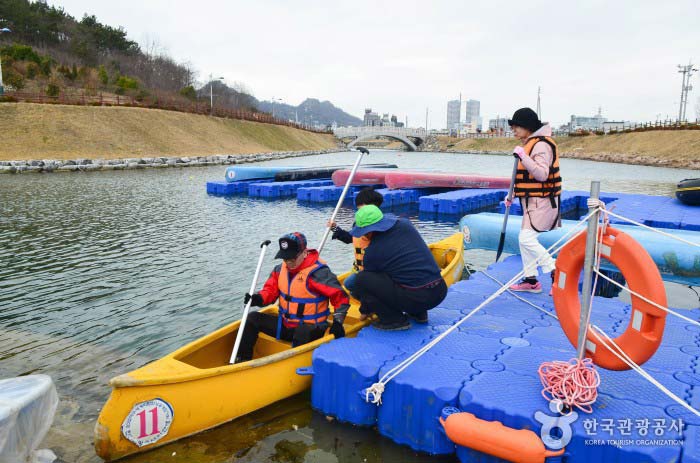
[0,150,697,462]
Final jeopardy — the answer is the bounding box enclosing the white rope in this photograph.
[363,209,597,404]
[593,269,700,328]
[590,324,700,417]
[603,209,700,249]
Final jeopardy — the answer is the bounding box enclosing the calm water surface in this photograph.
[0,150,698,462]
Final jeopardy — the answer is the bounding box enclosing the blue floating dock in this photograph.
[357,188,435,208]
[309,255,700,461]
[297,184,384,203]
[248,179,334,198]
[206,179,265,195]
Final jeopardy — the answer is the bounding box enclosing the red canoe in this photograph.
[331,169,394,187]
[384,171,511,190]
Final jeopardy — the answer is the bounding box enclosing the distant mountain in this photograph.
[256,98,362,127]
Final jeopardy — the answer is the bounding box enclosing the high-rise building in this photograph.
[446,100,461,133]
[465,99,481,130]
[363,108,380,126]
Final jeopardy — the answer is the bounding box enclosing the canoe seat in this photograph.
[255,333,293,357]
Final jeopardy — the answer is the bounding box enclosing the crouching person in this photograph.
[235,232,350,363]
[350,205,447,330]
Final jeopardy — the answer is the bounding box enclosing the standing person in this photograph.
[505,107,562,294]
[327,188,384,292]
[350,205,447,330]
[235,232,349,363]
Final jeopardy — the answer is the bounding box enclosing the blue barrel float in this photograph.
[459,212,700,286]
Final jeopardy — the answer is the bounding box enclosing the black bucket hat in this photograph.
[508,108,543,132]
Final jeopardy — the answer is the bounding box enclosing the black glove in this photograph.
[329,320,345,339]
[244,293,264,307]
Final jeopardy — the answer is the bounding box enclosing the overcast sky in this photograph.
[51,0,699,128]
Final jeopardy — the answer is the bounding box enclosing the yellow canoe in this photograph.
[94,232,464,460]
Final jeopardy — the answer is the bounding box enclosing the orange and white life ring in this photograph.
[552,226,667,371]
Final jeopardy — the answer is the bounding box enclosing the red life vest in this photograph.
[277,260,330,332]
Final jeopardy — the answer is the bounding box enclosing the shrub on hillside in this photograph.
[26,62,39,79]
[1,44,43,64]
[4,70,25,90]
[57,65,75,81]
[98,65,108,85]
[39,57,52,76]
[115,75,138,90]
[179,85,196,100]
[135,89,149,102]
[46,81,60,97]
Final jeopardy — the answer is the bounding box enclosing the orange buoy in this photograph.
[440,411,565,463]
[553,226,667,370]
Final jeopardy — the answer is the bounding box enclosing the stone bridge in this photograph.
[333,126,427,151]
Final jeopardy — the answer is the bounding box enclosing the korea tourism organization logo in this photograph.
[534,399,684,449]
[121,398,174,447]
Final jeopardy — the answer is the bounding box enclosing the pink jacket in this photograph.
[518,124,562,231]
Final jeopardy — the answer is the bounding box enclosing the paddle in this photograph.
[229,239,272,364]
[495,157,519,262]
[317,147,369,254]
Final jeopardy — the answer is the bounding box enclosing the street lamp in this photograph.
[271,97,282,119]
[0,27,11,95]
[209,74,224,115]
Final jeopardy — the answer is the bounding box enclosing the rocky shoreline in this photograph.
[439,149,700,170]
[0,149,344,174]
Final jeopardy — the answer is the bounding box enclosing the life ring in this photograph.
[552,226,667,370]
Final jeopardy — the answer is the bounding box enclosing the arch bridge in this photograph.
[333,126,427,151]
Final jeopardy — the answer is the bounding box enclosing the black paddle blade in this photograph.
[495,233,506,262]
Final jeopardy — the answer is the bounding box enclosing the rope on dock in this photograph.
[366,202,700,414]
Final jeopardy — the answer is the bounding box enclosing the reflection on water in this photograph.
[0,150,697,462]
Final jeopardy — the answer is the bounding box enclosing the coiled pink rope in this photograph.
[538,358,601,414]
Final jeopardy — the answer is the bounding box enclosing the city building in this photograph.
[465,99,482,130]
[363,108,380,126]
[569,109,606,131]
[363,108,403,127]
[461,121,479,134]
[446,100,461,134]
[488,117,509,134]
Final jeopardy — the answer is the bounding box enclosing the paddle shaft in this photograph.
[230,240,272,364]
[317,148,368,254]
[495,157,519,262]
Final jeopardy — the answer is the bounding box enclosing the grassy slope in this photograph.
[0,103,337,160]
[437,132,700,169]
